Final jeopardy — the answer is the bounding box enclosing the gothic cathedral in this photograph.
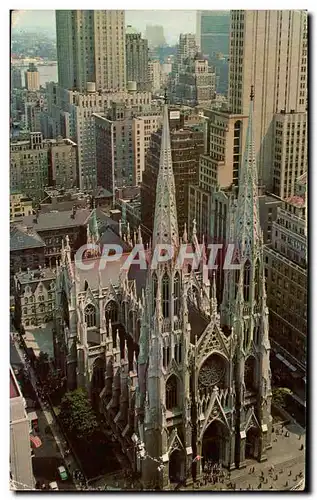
[55,92,272,489]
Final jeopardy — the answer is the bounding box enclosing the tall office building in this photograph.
[141,108,205,233]
[175,54,216,106]
[229,10,308,188]
[145,25,166,48]
[11,66,22,89]
[94,103,162,192]
[56,10,126,92]
[24,63,40,91]
[177,33,198,66]
[196,11,230,94]
[126,26,149,91]
[148,60,161,93]
[197,11,230,57]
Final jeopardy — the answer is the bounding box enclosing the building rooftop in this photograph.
[10,370,20,399]
[21,208,91,231]
[285,196,305,208]
[93,186,113,199]
[126,25,140,35]
[15,267,56,284]
[10,224,45,252]
[73,250,151,293]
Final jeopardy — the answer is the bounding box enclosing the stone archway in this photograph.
[245,426,260,460]
[169,449,185,484]
[202,420,229,469]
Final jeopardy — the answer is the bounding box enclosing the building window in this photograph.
[243,260,251,302]
[105,300,118,324]
[162,273,169,318]
[152,272,158,312]
[85,303,96,328]
[166,375,178,410]
[173,272,181,317]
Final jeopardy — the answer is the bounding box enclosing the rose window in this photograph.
[199,355,226,388]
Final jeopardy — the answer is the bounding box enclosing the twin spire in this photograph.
[234,85,262,258]
[152,104,179,250]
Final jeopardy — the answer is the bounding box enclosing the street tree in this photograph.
[59,388,99,440]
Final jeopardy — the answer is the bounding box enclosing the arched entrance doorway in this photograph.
[245,426,259,460]
[169,449,185,484]
[202,420,228,469]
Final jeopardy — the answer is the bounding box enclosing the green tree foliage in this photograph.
[272,387,292,408]
[59,388,99,440]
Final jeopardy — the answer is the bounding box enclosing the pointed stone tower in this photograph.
[221,87,272,466]
[139,103,193,489]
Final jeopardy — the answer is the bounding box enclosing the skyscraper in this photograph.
[229,10,307,188]
[126,26,149,91]
[145,25,166,48]
[24,63,40,91]
[196,11,230,94]
[56,10,126,92]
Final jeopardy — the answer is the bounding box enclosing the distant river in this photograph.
[15,63,58,87]
[38,63,58,86]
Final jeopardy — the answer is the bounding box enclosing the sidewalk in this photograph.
[11,332,83,491]
[183,423,306,491]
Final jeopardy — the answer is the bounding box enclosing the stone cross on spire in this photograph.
[152,104,179,250]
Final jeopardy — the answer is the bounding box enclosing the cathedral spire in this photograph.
[235,86,262,260]
[152,104,179,250]
[89,206,99,244]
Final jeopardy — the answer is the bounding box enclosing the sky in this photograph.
[12,10,197,45]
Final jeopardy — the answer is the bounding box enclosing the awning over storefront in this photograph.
[276,353,297,372]
[30,435,42,448]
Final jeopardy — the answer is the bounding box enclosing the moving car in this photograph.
[58,466,68,481]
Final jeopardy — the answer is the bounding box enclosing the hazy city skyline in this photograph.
[12,9,197,44]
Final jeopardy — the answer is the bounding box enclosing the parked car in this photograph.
[58,466,68,481]
[49,482,59,490]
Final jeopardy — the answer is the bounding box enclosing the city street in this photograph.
[10,330,80,490]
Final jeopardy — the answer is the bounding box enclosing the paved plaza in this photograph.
[183,420,306,491]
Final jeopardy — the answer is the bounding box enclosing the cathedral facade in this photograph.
[54,96,272,489]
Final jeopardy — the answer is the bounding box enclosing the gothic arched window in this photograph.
[243,260,251,302]
[162,273,169,318]
[105,300,118,324]
[128,310,135,336]
[152,272,158,312]
[174,343,182,364]
[39,303,45,313]
[163,346,171,369]
[166,375,178,410]
[254,259,260,301]
[244,322,251,351]
[173,272,181,317]
[23,307,27,315]
[85,303,96,328]
[254,323,260,345]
